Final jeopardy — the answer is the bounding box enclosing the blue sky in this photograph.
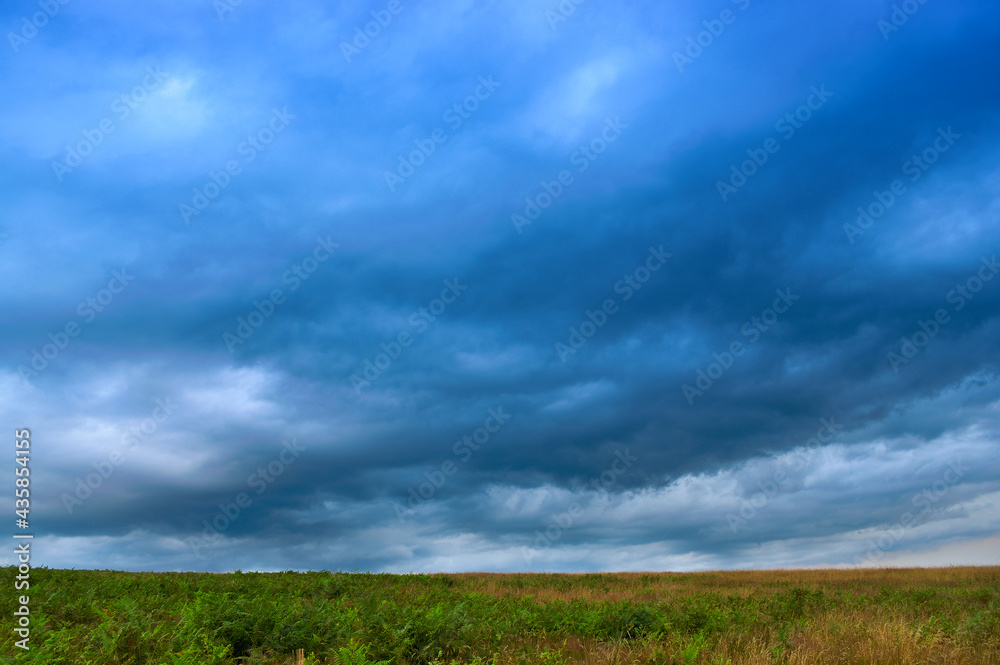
[2,0,1000,572]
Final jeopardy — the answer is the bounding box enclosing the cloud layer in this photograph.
[2,0,999,572]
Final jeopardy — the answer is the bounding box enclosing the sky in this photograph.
[2,0,999,573]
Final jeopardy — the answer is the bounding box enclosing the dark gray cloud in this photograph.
[2,0,999,572]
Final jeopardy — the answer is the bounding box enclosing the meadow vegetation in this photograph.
[1,566,998,664]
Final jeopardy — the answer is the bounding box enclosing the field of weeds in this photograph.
[2,566,998,664]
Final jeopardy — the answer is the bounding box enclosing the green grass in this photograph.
[1,566,998,664]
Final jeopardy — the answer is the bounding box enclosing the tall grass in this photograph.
[1,566,997,663]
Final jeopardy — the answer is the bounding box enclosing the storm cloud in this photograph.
[2,0,999,572]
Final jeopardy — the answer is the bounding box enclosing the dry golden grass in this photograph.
[437,567,1000,665]
[446,565,998,602]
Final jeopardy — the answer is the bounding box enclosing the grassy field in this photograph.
[1,566,998,664]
